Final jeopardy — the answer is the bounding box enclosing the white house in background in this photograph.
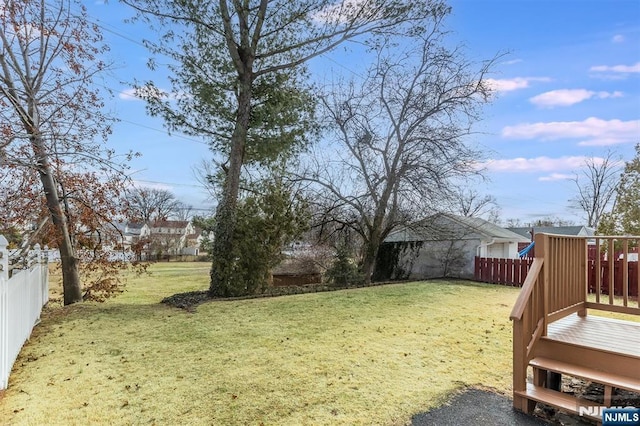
[181,227,207,256]
[114,222,146,250]
[377,213,530,280]
[141,220,197,255]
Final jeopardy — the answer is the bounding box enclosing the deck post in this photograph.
[535,233,549,336]
[512,319,529,412]
[547,371,562,392]
[532,367,546,387]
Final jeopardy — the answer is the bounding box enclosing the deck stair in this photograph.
[514,355,640,422]
[529,357,640,397]
[516,383,603,423]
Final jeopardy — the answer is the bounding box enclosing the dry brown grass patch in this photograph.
[0,263,520,425]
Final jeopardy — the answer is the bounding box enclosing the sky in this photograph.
[83,0,640,225]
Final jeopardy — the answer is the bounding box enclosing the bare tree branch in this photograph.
[570,150,622,228]
[302,27,501,282]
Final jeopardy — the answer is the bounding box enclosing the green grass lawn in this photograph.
[0,263,521,425]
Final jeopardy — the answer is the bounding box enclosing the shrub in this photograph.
[325,246,363,286]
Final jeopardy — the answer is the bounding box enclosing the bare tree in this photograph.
[570,151,621,228]
[504,218,522,227]
[303,21,499,283]
[126,187,182,223]
[598,144,640,235]
[173,202,194,222]
[123,0,451,296]
[0,0,121,305]
[453,188,501,222]
[529,217,576,227]
[194,158,221,203]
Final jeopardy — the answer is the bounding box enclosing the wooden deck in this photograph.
[511,233,640,419]
[546,314,640,358]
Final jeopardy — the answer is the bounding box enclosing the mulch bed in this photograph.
[161,280,411,311]
[161,290,211,311]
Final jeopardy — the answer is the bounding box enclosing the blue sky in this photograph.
[86,0,640,225]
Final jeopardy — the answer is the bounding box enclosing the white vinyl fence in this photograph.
[0,235,49,390]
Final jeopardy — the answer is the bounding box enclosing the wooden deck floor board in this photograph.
[546,314,640,358]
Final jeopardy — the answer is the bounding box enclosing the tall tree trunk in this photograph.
[361,234,380,284]
[361,179,397,284]
[31,135,82,305]
[361,217,384,284]
[209,76,252,297]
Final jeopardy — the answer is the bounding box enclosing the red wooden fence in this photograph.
[473,257,533,286]
[588,259,639,297]
[474,256,639,297]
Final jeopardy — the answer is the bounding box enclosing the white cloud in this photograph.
[612,34,625,43]
[483,156,588,173]
[119,86,187,102]
[598,91,624,99]
[539,173,574,182]
[502,59,523,66]
[130,179,174,192]
[485,77,551,93]
[118,88,141,101]
[313,0,382,24]
[482,156,616,178]
[530,89,592,107]
[529,89,623,108]
[590,62,640,73]
[502,117,640,146]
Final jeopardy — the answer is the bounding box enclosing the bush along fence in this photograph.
[0,236,49,390]
[475,255,639,297]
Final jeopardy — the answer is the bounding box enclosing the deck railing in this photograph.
[509,233,640,411]
[475,255,639,296]
[589,236,640,313]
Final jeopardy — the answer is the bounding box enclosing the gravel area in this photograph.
[411,389,553,426]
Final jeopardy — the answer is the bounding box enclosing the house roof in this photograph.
[150,220,190,229]
[114,222,144,235]
[385,213,530,243]
[507,226,595,240]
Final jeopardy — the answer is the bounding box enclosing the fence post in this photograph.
[42,245,49,305]
[0,235,7,282]
[0,235,9,389]
[33,244,42,321]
